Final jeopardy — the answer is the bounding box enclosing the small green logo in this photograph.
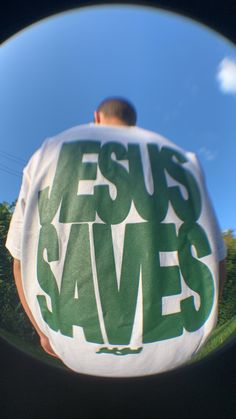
[96,347,143,356]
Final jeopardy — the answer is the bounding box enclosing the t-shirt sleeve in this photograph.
[206,204,227,261]
[5,140,50,260]
[189,152,227,262]
[5,167,31,260]
[6,169,30,260]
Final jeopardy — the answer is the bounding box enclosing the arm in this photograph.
[13,258,59,358]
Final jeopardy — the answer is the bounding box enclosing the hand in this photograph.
[40,334,60,359]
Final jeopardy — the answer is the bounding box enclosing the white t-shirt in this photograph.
[6,124,226,377]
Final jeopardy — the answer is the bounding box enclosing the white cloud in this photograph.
[217,57,236,94]
[198,147,217,162]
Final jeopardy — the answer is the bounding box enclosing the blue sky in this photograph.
[0,5,235,231]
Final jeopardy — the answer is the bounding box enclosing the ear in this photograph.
[94,111,100,124]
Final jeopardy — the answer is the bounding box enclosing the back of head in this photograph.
[96,97,137,126]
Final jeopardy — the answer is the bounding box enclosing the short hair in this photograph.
[96,97,137,126]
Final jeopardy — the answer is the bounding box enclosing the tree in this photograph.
[0,201,14,281]
[218,229,236,325]
[0,201,37,343]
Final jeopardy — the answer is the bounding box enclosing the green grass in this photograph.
[190,315,236,363]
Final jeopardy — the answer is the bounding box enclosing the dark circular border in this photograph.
[1,1,236,418]
[1,0,236,45]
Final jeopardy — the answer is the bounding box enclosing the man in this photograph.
[6,97,226,377]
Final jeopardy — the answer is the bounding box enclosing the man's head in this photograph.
[94,97,137,126]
